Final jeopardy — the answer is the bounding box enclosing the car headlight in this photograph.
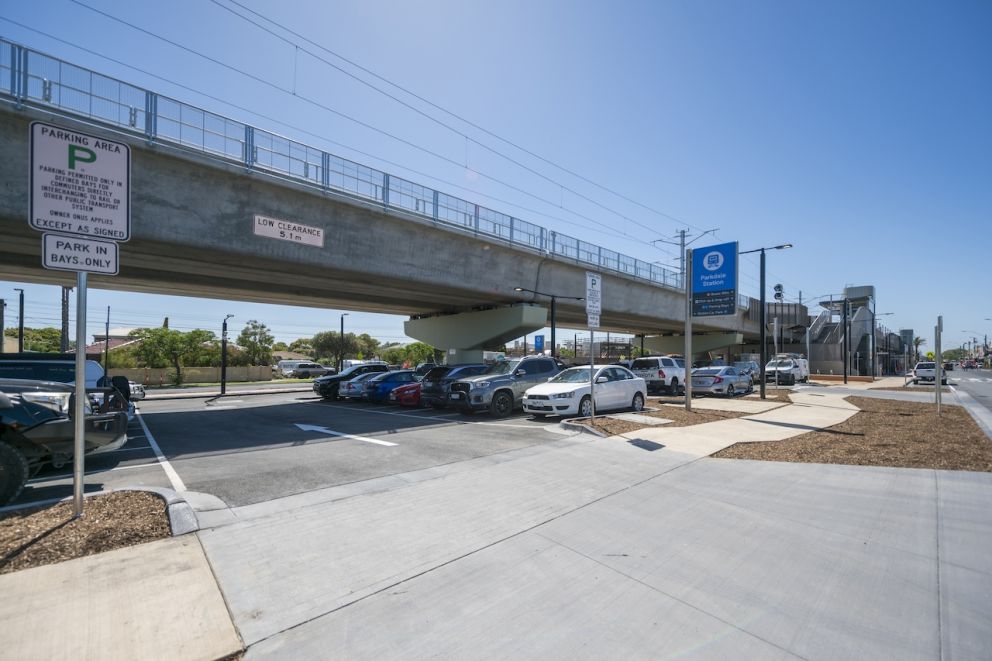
[471,381,490,389]
[552,392,574,399]
[21,391,73,415]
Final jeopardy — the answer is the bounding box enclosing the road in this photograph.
[948,367,992,412]
[11,391,573,509]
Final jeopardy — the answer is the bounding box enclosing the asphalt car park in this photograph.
[9,391,574,510]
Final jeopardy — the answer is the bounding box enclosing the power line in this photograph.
[212,0,701,233]
[66,2,669,243]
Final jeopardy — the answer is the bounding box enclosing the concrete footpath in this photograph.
[2,389,990,659]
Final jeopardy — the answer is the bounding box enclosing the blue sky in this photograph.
[2,1,990,351]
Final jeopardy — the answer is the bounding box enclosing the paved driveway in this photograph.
[14,391,570,509]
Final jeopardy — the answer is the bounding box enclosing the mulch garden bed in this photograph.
[713,396,992,471]
[0,491,171,574]
[578,405,750,436]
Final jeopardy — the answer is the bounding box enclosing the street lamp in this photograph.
[14,288,24,352]
[739,244,793,399]
[339,313,349,372]
[514,287,584,358]
[220,314,234,395]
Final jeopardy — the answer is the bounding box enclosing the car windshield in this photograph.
[917,363,935,369]
[767,360,793,368]
[483,360,521,375]
[550,367,593,383]
[423,367,451,380]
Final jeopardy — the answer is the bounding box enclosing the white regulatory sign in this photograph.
[42,233,119,275]
[587,313,600,329]
[253,214,325,248]
[585,271,602,315]
[30,122,130,241]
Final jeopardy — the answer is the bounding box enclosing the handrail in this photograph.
[1,38,757,309]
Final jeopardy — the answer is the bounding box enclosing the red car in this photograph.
[388,382,421,406]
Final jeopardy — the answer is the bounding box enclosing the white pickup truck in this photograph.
[630,355,686,395]
[912,362,948,385]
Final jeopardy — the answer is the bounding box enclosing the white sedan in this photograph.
[522,365,646,418]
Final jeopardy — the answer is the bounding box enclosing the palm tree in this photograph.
[912,336,926,363]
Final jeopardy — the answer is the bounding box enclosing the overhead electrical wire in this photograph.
[66,1,670,243]
[0,18,652,250]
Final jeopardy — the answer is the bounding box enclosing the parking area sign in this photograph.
[30,121,131,241]
[691,242,738,317]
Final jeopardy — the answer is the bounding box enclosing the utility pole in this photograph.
[652,228,718,289]
[103,306,110,370]
[0,298,5,351]
[15,288,24,352]
[221,314,234,396]
[61,286,71,352]
[842,298,849,385]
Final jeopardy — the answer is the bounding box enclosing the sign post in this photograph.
[687,242,739,410]
[29,122,130,518]
[586,273,602,421]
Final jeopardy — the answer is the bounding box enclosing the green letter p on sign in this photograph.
[68,144,97,170]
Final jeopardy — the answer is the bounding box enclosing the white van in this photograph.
[764,355,809,385]
[276,360,304,377]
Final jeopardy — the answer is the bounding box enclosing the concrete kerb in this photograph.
[0,485,201,537]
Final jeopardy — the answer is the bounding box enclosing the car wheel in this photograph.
[579,395,593,418]
[668,378,679,396]
[747,379,754,394]
[631,392,644,412]
[489,391,513,418]
[726,384,735,398]
[0,442,30,506]
[531,413,547,419]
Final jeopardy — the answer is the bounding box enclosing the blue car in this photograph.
[362,370,417,403]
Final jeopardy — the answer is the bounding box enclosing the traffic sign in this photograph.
[42,233,119,275]
[534,335,545,352]
[691,241,738,317]
[586,272,602,314]
[587,314,600,329]
[30,122,131,241]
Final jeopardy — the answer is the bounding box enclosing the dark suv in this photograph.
[0,378,129,505]
[312,363,390,400]
[448,356,565,417]
[420,364,488,409]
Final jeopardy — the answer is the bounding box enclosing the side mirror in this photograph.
[111,375,132,401]
[596,376,609,384]
[0,392,12,409]
[515,369,526,377]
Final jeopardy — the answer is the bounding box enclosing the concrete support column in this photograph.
[404,304,548,364]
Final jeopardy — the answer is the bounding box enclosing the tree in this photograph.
[129,327,216,384]
[272,341,288,352]
[312,331,359,365]
[403,342,435,366]
[912,337,926,363]
[288,338,313,356]
[3,327,68,353]
[237,320,275,366]
[354,333,381,360]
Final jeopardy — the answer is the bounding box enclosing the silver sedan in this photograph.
[690,366,753,397]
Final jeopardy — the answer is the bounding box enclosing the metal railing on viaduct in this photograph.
[2,38,752,310]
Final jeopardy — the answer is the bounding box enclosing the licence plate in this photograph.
[449,392,463,400]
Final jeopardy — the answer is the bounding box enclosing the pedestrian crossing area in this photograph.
[964,378,992,382]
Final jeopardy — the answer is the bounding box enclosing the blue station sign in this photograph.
[691,241,738,317]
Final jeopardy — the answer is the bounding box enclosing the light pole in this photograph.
[14,288,24,352]
[220,314,234,395]
[739,244,793,399]
[514,287,584,358]
[339,313,349,372]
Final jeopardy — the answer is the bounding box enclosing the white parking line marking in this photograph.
[318,403,540,428]
[27,461,164,483]
[137,411,187,493]
[294,423,397,447]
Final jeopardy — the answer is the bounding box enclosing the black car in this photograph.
[0,378,129,506]
[312,363,390,400]
[419,364,488,409]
